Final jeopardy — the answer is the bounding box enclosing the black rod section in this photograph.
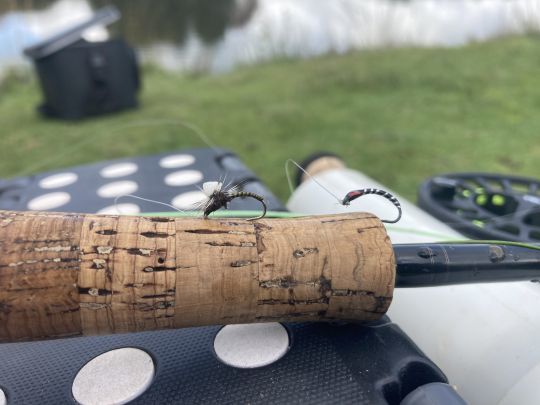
[394,243,540,287]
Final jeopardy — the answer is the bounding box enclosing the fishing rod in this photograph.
[1,209,540,343]
[394,241,540,287]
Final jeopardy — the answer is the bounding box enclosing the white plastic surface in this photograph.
[96,181,138,198]
[100,162,138,178]
[72,348,154,405]
[214,323,290,368]
[164,170,203,186]
[39,172,78,189]
[0,388,6,405]
[97,203,141,215]
[27,191,71,210]
[159,154,196,168]
[287,167,540,405]
[499,362,540,405]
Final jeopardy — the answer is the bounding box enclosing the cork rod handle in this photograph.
[0,210,395,343]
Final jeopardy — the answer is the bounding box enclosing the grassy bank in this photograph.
[1,35,540,203]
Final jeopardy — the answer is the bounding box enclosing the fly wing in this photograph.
[202,181,223,197]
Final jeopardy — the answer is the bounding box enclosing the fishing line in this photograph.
[12,118,219,178]
[113,192,221,216]
[434,207,540,228]
[285,159,402,222]
[386,202,540,233]
[114,177,267,220]
[285,159,342,203]
[441,239,540,252]
[387,223,540,252]
[9,117,232,217]
[14,116,533,229]
[385,225,461,241]
[285,158,536,228]
[143,210,300,219]
[114,194,187,215]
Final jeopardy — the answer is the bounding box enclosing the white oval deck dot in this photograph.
[39,172,78,189]
[97,181,138,199]
[159,154,195,169]
[171,191,207,210]
[164,170,203,187]
[27,192,71,210]
[0,388,6,405]
[214,323,290,368]
[72,348,154,405]
[100,162,138,178]
[97,203,140,215]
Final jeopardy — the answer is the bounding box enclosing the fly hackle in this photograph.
[199,181,267,220]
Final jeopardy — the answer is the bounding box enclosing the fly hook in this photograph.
[342,188,402,223]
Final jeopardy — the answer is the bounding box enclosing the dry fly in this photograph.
[195,181,267,220]
[114,179,267,220]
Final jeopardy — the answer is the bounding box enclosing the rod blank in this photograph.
[395,243,540,287]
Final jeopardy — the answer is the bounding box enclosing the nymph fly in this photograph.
[342,188,402,223]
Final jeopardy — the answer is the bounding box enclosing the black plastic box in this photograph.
[0,148,285,214]
[24,6,140,120]
[33,38,139,119]
[0,318,456,404]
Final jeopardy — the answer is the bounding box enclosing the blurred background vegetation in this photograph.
[1,0,540,202]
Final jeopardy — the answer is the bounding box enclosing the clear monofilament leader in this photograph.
[285,158,402,223]
[115,177,267,220]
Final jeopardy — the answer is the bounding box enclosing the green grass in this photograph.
[2,35,540,203]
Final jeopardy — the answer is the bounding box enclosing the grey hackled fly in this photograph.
[199,181,267,220]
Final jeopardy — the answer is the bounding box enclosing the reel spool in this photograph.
[418,172,540,242]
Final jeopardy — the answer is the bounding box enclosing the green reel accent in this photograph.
[492,194,506,206]
[474,193,506,207]
[472,219,485,228]
[475,194,488,206]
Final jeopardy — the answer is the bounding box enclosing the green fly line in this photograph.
[142,210,540,253]
[440,239,540,252]
[143,210,300,219]
[15,118,218,178]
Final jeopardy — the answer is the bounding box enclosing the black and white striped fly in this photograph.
[342,188,402,223]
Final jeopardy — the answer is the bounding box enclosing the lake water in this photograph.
[1,0,540,76]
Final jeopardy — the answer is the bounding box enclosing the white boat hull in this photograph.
[287,168,540,405]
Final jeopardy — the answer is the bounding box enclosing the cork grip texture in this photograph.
[0,210,395,342]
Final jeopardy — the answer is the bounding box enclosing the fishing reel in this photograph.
[418,172,540,242]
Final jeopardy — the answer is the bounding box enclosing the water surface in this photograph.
[1,0,540,75]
